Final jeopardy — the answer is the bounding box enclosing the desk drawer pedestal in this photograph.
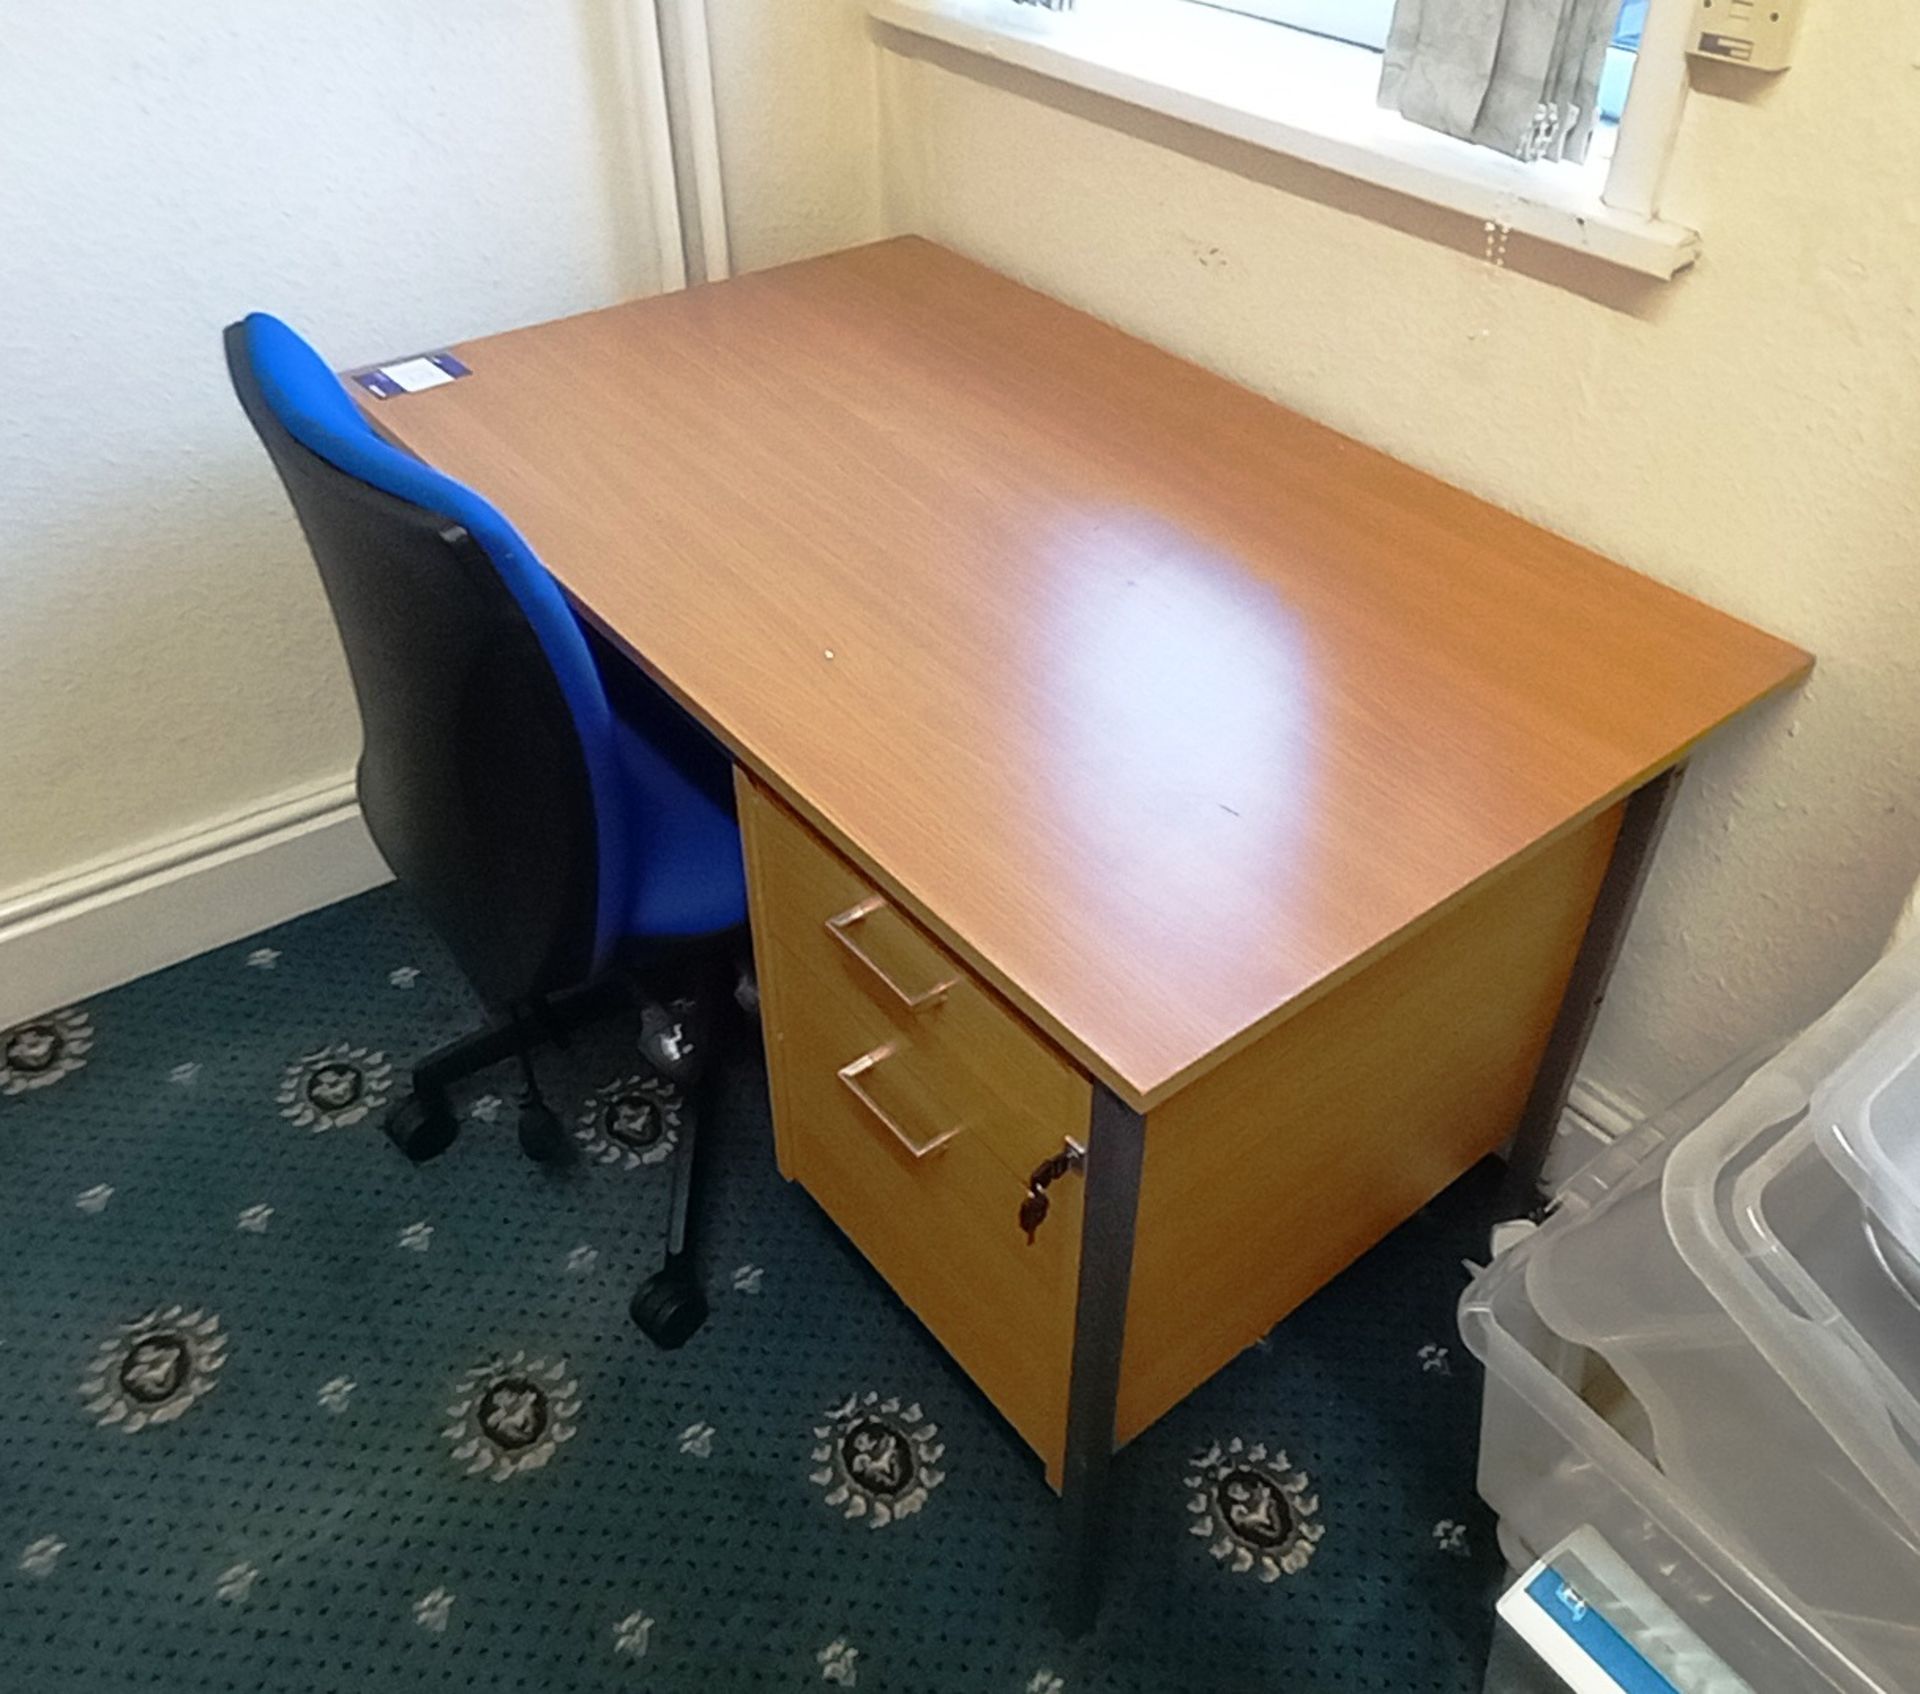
[739,774,1620,1488]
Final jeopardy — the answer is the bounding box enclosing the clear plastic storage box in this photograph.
[1461,937,1920,1694]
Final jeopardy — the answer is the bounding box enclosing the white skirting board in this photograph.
[0,777,391,1029]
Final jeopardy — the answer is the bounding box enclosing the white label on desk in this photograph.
[380,356,457,394]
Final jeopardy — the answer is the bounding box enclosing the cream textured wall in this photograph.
[0,0,882,903]
[876,4,1920,1109]
[0,2,666,894]
[707,0,885,273]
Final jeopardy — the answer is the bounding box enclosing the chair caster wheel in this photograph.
[517,1100,573,1166]
[630,1271,709,1350]
[638,997,703,1087]
[384,1095,459,1163]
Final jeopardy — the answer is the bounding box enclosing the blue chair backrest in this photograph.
[233,313,630,978]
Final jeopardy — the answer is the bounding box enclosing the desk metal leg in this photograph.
[1055,1084,1147,1636]
[1498,764,1686,1214]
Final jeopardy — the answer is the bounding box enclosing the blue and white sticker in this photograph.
[352,352,470,399]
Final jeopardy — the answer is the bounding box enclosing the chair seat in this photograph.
[610,708,748,941]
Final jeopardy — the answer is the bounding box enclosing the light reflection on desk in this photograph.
[1027,511,1318,945]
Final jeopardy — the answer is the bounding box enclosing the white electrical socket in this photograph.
[1688,0,1802,70]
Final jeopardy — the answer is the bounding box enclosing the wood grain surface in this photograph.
[1118,802,1622,1444]
[362,237,1810,1108]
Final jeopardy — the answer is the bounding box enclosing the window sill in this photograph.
[870,0,1699,279]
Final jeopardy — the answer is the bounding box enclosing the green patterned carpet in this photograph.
[0,885,1501,1692]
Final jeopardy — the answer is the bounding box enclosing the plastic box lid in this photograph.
[1728,1120,1920,1468]
[1813,985,1920,1289]
[1663,939,1920,1549]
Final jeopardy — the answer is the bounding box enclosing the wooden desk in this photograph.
[360,236,1810,1624]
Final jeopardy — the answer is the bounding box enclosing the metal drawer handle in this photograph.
[837,1043,963,1160]
[824,895,956,1011]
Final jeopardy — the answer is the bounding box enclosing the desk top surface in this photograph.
[362,237,1809,1109]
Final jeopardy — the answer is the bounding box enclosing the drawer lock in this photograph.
[1018,1138,1086,1244]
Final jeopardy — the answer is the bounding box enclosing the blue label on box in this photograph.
[1525,1567,1679,1694]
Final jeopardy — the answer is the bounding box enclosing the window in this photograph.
[1195,0,1645,125]
[1189,0,1392,50]
[872,0,1699,277]
[1599,0,1647,124]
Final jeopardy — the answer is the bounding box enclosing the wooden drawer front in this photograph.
[743,782,1087,1176]
[766,939,1081,1474]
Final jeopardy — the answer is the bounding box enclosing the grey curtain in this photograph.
[1378,0,1614,163]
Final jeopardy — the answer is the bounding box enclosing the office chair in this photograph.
[225,312,746,1348]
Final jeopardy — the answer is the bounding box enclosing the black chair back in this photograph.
[226,322,599,1010]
